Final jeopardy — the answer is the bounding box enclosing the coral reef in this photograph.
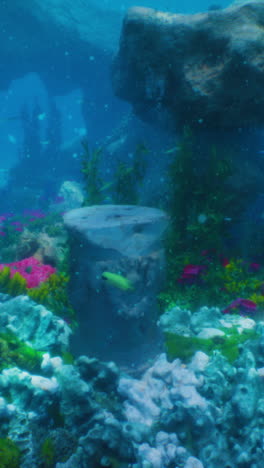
[0,294,71,352]
[0,285,264,467]
[0,257,56,288]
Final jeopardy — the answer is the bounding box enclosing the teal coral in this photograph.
[0,266,76,326]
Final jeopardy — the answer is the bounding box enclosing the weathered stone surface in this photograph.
[63,205,169,365]
[112,2,264,128]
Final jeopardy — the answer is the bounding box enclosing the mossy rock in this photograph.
[0,332,43,372]
[165,329,259,363]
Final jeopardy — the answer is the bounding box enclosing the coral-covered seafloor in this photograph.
[1,290,264,468]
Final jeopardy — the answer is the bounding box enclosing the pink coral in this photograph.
[0,256,56,288]
[222,298,257,315]
[178,264,206,284]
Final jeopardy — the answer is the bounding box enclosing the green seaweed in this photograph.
[81,140,104,205]
[0,267,27,296]
[40,437,55,468]
[46,401,65,428]
[0,332,43,372]
[165,329,259,363]
[112,143,147,204]
[27,273,76,326]
[167,127,234,254]
[160,128,264,316]
[0,438,21,468]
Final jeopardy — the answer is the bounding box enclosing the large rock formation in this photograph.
[64,204,169,366]
[112,1,264,129]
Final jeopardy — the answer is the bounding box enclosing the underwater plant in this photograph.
[0,258,75,325]
[40,438,55,468]
[0,267,27,296]
[28,272,76,325]
[0,332,43,373]
[81,139,148,206]
[0,438,21,468]
[165,328,259,363]
[158,250,264,314]
[112,143,147,204]
[167,127,234,254]
[81,140,105,205]
[159,128,264,315]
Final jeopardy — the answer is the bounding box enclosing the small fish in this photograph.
[37,112,46,121]
[102,271,134,291]
[164,146,179,154]
[8,134,16,144]
[99,181,114,192]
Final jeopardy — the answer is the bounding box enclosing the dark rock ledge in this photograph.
[112,2,264,129]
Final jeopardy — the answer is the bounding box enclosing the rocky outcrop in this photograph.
[112,1,264,129]
[0,294,71,352]
[64,204,169,366]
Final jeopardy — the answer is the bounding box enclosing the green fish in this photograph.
[164,146,180,154]
[102,271,134,291]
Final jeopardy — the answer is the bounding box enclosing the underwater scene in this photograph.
[2,0,264,467]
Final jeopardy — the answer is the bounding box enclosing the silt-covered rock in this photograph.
[113,2,264,129]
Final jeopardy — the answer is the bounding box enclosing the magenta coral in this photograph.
[0,256,56,288]
[222,298,257,315]
[178,264,206,284]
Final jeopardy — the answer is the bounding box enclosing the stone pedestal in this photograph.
[63,205,169,366]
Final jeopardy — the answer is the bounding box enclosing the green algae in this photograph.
[0,267,27,296]
[165,328,259,363]
[0,438,21,468]
[40,437,55,468]
[0,332,43,372]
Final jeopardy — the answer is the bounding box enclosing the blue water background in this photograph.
[0,0,231,180]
